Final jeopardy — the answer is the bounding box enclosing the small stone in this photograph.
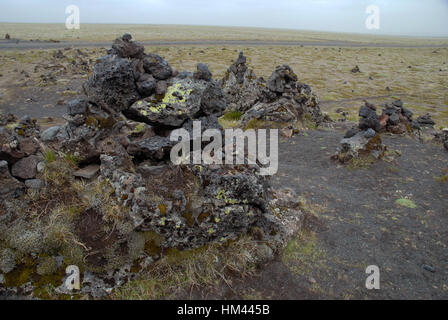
[37,161,45,173]
[73,164,100,179]
[351,65,361,73]
[364,128,376,139]
[422,264,435,273]
[67,99,88,116]
[41,126,61,142]
[25,179,43,190]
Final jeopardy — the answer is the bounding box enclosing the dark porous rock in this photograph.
[127,135,174,162]
[200,80,227,116]
[0,160,24,199]
[194,63,213,82]
[11,155,39,180]
[358,102,381,132]
[67,98,88,116]
[143,53,173,80]
[136,74,157,97]
[110,34,145,59]
[85,54,140,112]
[267,65,298,94]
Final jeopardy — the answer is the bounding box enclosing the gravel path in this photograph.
[1,39,448,51]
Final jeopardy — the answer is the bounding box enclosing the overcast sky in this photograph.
[0,0,447,36]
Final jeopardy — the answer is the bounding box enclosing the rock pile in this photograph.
[0,35,304,298]
[333,99,438,163]
[0,114,44,188]
[221,52,326,128]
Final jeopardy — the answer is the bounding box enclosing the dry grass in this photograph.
[111,236,262,300]
[0,44,447,127]
[2,23,448,45]
[153,45,448,127]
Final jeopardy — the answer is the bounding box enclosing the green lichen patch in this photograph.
[395,198,417,209]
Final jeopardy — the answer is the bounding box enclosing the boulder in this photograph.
[128,77,225,128]
[85,54,140,112]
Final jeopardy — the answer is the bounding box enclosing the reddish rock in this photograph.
[379,114,389,129]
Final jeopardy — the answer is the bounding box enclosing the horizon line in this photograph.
[0,22,447,39]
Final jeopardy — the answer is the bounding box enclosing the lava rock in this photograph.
[194,63,213,82]
[67,99,88,116]
[0,160,24,199]
[136,74,157,97]
[267,65,298,93]
[417,114,435,128]
[110,34,145,59]
[85,54,140,112]
[143,54,173,80]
